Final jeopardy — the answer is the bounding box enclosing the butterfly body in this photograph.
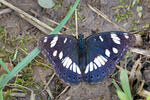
[38,31,135,85]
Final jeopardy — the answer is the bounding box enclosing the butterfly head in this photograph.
[78,33,84,39]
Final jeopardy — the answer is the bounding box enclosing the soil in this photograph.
[0,0,150,100]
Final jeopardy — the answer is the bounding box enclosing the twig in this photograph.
[55,86,70,100]
[65,96,71,100]
[0,8,12,15]
[19,14,51,34]
[130,47,150,57]
[44,73,55,90]
[30,9,70,30]
[0,0,61,34]
[88,4,126,32]
[46,87,54,100]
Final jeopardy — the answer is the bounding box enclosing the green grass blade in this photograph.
[112,79,122,91]
[120,70,132,100]
[0,0,80,89]
[51,0,80,34]
[0,47,40,88]
[117,90,128,100]
[0,88,3,100]
[0,59,10,73]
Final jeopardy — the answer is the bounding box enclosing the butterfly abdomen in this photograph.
[77,34,87,73]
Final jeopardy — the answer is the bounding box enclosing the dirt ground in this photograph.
[0,0,150,100]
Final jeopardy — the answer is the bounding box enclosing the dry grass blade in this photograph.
[130,48,150,57]
[30,9,70,30]
[88,4,126,32]
[129,58,142,82]
[46,87,54,100]
[56,86,70,100]
[44,73,55,90]
[19,14,51,34]
[0,8,12,15]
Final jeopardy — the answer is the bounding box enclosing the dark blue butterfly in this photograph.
[38,31,135,85]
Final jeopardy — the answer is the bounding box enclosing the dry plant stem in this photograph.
[46,87,54,100]
[19,14,51,34]
[75,9,78,39]
[30,9,70,30]
[139,89,150,98]
[88,4,126,32]
[44,73,55,90]
[65,96,71,100]
[56,86,70,100]
[0,0,60,34]
[130,47,150,57]
[0,8,12,15]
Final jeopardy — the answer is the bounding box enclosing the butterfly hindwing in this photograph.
[84,51,116,83]
[38,34,82,85]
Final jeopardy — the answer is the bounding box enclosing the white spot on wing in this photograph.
[64,38,67,43]
[124,33,129,39]
[62,57,69,67]
[93,63,97,69]
[105,49,110,57]
[53,50,57,57]
[100,55,108,62]
[66,58,72,69]
[59,51,63,59]
[50,36,58,48]
[73,63,76,73]
[111,33,121,44]
[94,58,101,67]
[76,66,81,74]
[85,64,89,74]
[99,36,103,42]
[97,56,105,65]
[43,37,48,43]
[70,64,73,70]
[112,47,118,53]
[89,62,94,72]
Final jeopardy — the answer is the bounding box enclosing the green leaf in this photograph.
[120,70,132,100]
[112,79,122,91]
[38,0,55,8]
[132,0,137,7]
[147,95,150,100]
[117,90,129,100]
[137,6,143,12]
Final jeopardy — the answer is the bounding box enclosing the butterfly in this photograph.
[37,31,135,85]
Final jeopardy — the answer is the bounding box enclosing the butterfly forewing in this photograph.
[38,34,82,85]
